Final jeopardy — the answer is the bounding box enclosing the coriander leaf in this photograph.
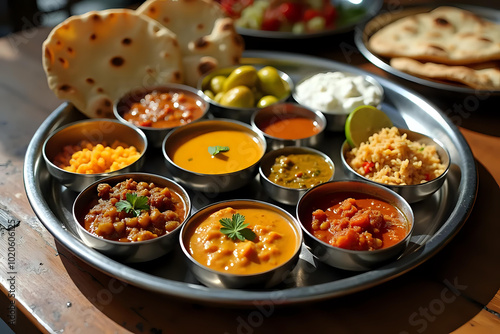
[116,192,150,217]
[208,145,229,156]
[219,213,256,242]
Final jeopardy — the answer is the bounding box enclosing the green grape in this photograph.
[307,17,325,32]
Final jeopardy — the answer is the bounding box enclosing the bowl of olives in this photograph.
[198,65,294,123]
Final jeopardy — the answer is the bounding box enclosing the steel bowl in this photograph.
[179,199,303,289]
[341,128,451,203]
[292,71,384,132]
[162,119,266,193]
[114,84,209,147]
[72,172,191,263]
[197,65,294,123]
[296,180,414,271]
[250,102,327,151]
[259,146,335,206]
[42,119,147,192]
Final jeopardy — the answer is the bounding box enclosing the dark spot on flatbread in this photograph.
[58,57,67,65]
[149,6,156,14]
[435,17,449,26]
[162,17,170,24]
[197,23,204,30]
[67,47,73,54]
[90,33,97,41]
[111,56,125,67]
[174,71,181,81]
[479,37,492,43]
[97,87,104,93]
[56,40,61,46]
[104,99,112,107]
[86,78,95,84]
[96,108,103,116]
[173,39,179,48]
[91,14,101,21]
[194,37,208,49]
[44,47,53,62]
[199,61,216,75]
[146,67,155,75]
[429,45,446,52]
[59,84,72,92]
[61,24,69,30]
[221,21,232,31]
[122,38,132,45]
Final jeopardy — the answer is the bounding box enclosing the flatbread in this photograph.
[390,57,500,90]
[369,6,500,65]
[43,9,183,118]
[137,0,244,87]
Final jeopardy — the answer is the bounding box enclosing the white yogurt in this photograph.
[294,72,382,114]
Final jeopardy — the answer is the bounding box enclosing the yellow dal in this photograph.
[170,130,263,174]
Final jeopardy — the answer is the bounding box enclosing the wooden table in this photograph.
[1,5,500,334]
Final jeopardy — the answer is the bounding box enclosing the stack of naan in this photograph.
[368,6,500,90]
[42,0,244,118]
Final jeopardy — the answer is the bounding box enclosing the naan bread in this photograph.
[369,6,500,65]
[137,0,244,87]
[390,57,500,90]
[43,9,183,118]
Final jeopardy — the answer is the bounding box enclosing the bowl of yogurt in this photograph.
[292,71,384,131]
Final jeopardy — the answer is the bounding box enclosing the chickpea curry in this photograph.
[82,178,186,242]
[267,153,333,189]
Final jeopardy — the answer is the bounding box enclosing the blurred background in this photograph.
[0,0,142,37]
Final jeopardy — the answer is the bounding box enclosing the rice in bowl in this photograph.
[345,127,446,185]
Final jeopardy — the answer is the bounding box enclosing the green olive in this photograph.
[203,90,215,100]
[257,66,289,99]
[219,86,255,108]
[209,75,226,94]
[257,95,279,108]
[214,92,224,103]
[222,65,258,92]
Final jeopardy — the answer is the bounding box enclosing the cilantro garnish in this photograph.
[115,193,150,217]
[219,213,256,242]
[208,145,229,156]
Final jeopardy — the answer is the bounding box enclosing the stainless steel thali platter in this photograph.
[236,0,383,39]
[24,51,477,305]
[354,4,500,95]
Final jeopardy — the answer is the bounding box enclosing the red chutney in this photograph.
[309,197,409,251]
[123,90,204,128]
[259,115,320,139]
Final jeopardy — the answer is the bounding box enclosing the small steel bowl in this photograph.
[179,199,303,288]
[341,128,451,203]
[259,146,335,206]
[114,84,209,147]
[43,119,147,192]
[250,102,327,151]
[197,65,294,123]
[296,180,414,271]
[292,71,384,132]
[72,172,191,263]
[162,119,266,193]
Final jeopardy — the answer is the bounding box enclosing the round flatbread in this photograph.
[369,6,500,65]
[42,9,183,118]
[137,0,244,87]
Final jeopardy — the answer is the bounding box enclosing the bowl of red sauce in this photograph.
[251,102,326,151]
[114,84,209,147]
[296,180,414,271]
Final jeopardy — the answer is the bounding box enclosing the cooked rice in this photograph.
[345,127,446,185]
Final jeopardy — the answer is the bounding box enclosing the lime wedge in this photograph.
[345,105,393,148]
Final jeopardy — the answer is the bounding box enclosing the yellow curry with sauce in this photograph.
[186,207,300,275]
[170,130,263,174]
